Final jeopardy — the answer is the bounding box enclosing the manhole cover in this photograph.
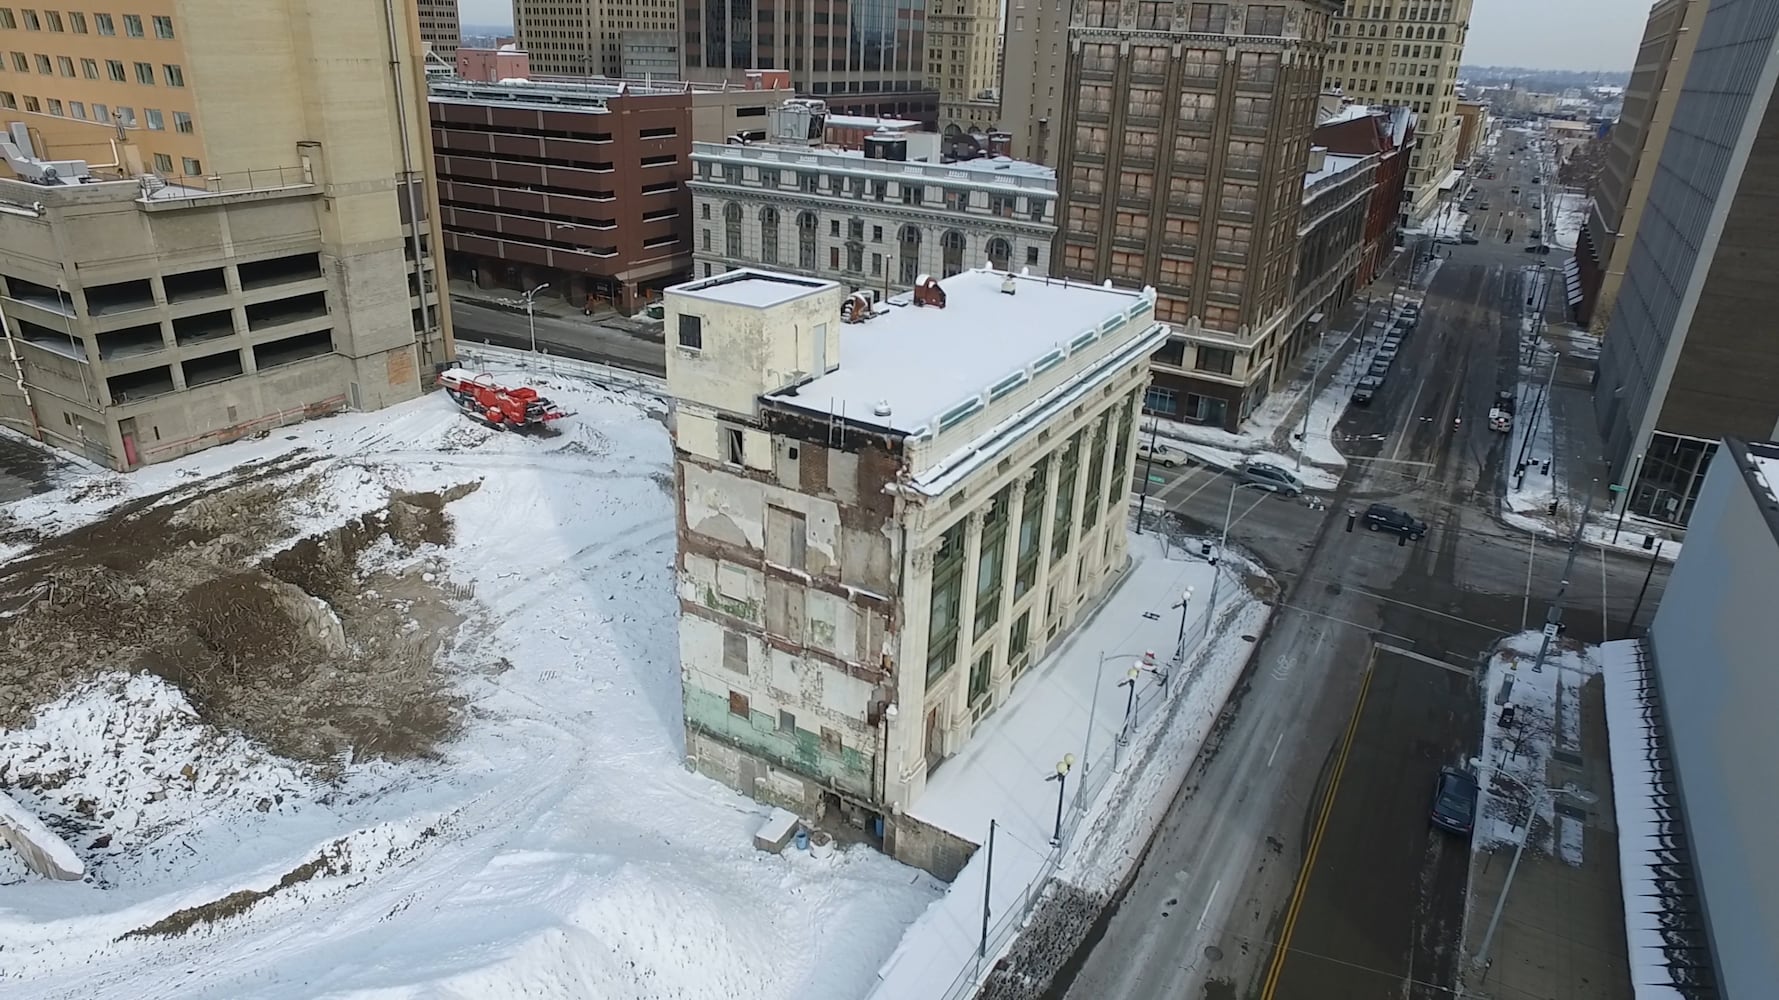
[1204,945,1224,962]
[1240,634,1257,642]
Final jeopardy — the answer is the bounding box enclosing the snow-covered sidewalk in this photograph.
[867,532,1270,1000]
[1474,632,1599,865]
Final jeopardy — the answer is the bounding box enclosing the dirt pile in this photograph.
[0,458,479,764]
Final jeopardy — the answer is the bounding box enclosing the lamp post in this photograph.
[1211,480,1271,613]
[1116,666,1142,745]
[522,282,551,353]
[1172,587,1196,667]
[1295,327,1326,474]
[1135,410,1163,535]
[1046,754,1076,847]
[1472,776,1598,973]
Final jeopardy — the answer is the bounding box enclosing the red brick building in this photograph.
[428,79,788,314]
[1313,104,1416,286]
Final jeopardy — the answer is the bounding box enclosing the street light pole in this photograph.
[1295,327,1325,474]
[1531,476,1599,673]
[522,281,551,353]
[1135,410,1163,535]
[1116,667,1140,746]
[1173,587,1195,667]
[1473,781,1598,972]
[1046,755,1075,847]
[1211,481,1266,613]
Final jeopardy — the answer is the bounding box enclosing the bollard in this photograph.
[1548,500,1559,515]
[1398,531,1407,547]
[1346,509,1358,532]
[1541,460,1550,475]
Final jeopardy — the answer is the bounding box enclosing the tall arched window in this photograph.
[941,230,966,278]
[898,225,923,285]
[986,237,1012,272]
[760,207,781,265]
[724,202,742,259]
[798,211,818,269]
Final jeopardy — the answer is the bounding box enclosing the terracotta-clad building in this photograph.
[1313,102,1415,287]
[428,78,789,314]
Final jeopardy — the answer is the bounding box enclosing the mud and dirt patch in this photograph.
[0,462,479,765]
[118,850,342,940]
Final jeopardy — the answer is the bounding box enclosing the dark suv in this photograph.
[1364,503,1427,539]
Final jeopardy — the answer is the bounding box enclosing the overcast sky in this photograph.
[454,0,1651,73]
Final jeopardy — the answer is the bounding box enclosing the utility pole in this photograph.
[1134,414,1163,534]
[1296,327,1325,474]
[1531,477,1598,673]
[1626,541,1665,638]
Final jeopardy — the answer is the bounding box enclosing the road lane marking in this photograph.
[1391,379,1427,462]
[1373,641,1476,677]
[1198,879,1222,931]
[1258,646,1377,1000]
[1599,547,1610,642]
[1267,731,1285,768]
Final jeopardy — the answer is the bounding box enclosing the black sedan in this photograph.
[1430,766,1480,837]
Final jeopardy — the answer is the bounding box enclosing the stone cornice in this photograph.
[689,181,1059,238]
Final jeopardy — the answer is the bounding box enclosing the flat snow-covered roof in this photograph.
[766,269,1152,433]
[673,269,837,309]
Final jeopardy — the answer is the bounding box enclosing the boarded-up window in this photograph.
[821,726,842,755]
[766,506,807,570]
[729,690,750,718]
[765,578,806,644]
[723,630,748,674]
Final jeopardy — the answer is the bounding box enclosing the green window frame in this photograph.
[926,520,967,681]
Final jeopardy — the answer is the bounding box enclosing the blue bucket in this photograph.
[793,828,810,851]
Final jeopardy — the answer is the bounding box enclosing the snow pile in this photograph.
[1474,631,1598,860]
[0,672,314,887]
[0,365,939,1000]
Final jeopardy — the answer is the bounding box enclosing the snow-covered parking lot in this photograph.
[0,367,939,999]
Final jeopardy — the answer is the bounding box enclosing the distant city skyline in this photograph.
[454,0,1650,73]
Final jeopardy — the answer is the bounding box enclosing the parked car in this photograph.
[1460,233,1480,245]
[1374,344,1399,363]
[1237,463,1304,496]
[1478,201,1490,211]
[1368,359,1393,379]
[1137,440,1188,468]
[1524,243,1552,255]
[1510,186,1520,194]
[1430,766,1480,836]
[1381,335,1403,351]
[1364,502,1427,539]
[1350,376,1384,406]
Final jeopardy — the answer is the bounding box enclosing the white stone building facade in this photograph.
[665,267,1164,874]
[686,141,1056,295]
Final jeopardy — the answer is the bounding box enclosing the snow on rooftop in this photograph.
[1318,102,1376,127]
[1752,447,1779,505]
[673,269,837,309]
[1600,639,1713,998]
[827,113,921,130]
[1304,150,1371,190]
[767,269,1153,435]
[1551,190,1589,251]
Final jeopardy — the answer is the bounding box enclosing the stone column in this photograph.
[989,476,1029,706]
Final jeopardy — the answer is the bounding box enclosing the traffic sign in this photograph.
[1608,483,1627,494]
[1147,475,1167,484]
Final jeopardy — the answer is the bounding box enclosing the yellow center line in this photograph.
[1258,645,1378,1000]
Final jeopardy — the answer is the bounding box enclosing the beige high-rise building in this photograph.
[1579,0,1703,334]
[0,0,452,470]
[514,0,679,78]
[1052,1,1341,430]
[416,0,461,61]
[999,0,1068,164]
[930,0,999,130]
[1322,0,1471,221]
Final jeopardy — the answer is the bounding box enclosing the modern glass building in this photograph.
[1594,0,1779,527]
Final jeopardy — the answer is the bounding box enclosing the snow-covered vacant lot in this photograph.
[0,372,939,1000]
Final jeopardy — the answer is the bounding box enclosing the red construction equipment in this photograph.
[436,368,569,432]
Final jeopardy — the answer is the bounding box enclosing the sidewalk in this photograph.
[447,277,585,318]
[867,532,1271,1000]
[1461,635,1631,999]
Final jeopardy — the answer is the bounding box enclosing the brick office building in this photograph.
[1313,102,1414,287]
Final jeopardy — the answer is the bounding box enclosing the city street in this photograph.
[1065,131,1665,1000]
[447,297,668,376]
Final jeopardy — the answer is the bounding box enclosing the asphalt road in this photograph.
[1064,128,1666,1000]
[447,298,668,376]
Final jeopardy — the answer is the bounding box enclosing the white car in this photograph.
[1138,441,1188,468]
